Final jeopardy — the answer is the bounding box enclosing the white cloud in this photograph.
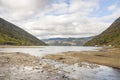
[69,0,99,15]
[108,5,117,11]
[0,0,52,21]
[0,0,35,9]
[0,0,120,39]
[24,14,110,39]
[100,9,120,22]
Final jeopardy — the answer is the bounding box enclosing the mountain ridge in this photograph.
[42,37,94,46]
[0,18,46,46]
[84,17,120,47]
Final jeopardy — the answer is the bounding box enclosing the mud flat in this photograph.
[44,48,120,69]
[0,48,120,80]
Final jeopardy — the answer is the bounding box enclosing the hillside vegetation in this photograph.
[85,17,120,47]
[0,18,46,46]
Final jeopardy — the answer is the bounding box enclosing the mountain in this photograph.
[42,37,93,46]
[0,18,46,46]
[85,17,120,47]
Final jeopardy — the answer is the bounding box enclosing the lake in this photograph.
[0,46,101,56]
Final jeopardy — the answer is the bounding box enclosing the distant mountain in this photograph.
[0,18,46,46]
[42,37,94,46]
[85,17,120,47]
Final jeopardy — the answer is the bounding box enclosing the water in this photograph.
[0,46,101,56]
[43,59,120,80]
[0,46,120,80]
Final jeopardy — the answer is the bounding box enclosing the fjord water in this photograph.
[0,46,120,80]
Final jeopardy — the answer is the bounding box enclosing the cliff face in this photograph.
[0,18,46,46]
[85,17,120,47]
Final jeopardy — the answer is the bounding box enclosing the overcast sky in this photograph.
[0,0,120,39]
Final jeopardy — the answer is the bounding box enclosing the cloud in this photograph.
[0,0,52,21]
[0,0,120,39]
[69,0,99,14]
[25,14,110,39]
[0,0,51,10]
[108,5,117,11]
[100,8,120,22]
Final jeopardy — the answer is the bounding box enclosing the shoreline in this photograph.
[44,48,120,69]
[0,46,120,69]
[0,49,120,80]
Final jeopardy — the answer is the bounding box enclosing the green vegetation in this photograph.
[0,18,46,46]
[85,17,120,47]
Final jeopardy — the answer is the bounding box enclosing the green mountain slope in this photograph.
[0,18,46,46]
[84,17,120,47]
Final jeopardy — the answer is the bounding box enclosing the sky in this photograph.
[0,0,120,39]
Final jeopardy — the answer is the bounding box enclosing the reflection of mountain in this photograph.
[0,18,46,46]
[42,37,94,46]
[85,17,120,47]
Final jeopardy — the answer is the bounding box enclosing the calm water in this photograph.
[0,46,120,80]
[0,46,101,56]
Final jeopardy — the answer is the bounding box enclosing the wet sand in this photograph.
[44,48,120,69]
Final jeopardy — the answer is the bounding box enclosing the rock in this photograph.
[0,74,5,77]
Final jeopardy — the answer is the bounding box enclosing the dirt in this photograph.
[44,48,120,69]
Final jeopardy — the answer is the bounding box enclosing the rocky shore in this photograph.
[0,52,74,80]
[0,48,120,80]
